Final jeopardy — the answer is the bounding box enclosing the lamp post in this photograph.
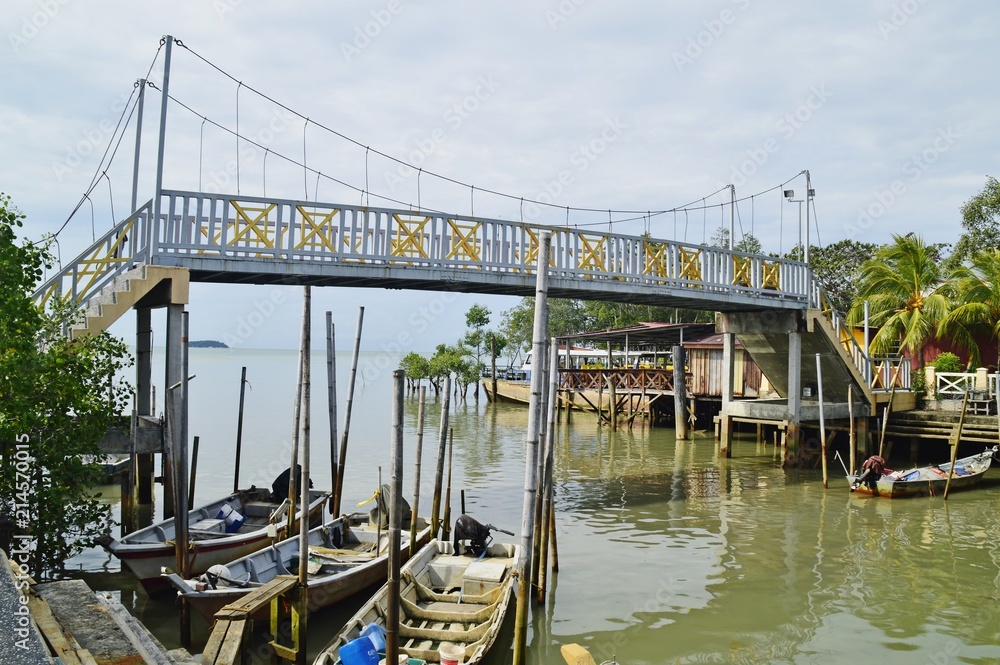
[784,192,804,262]
[784,173,815,264]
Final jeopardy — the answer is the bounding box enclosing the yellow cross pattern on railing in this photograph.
[295,206,339,253]
[677,247,702,282]
[732,255,752,287]
[445,219,481,263]
[642,241,668,278]
[391,214,430,261]
[229,201,277,249]
[762,260,780,290]
[578,234,606,272]
[43,219,135,306]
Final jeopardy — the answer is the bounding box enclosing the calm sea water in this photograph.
[68,348,1000,664]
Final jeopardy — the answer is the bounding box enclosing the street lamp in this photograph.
[784,172,816,264]
[785,190,804,262]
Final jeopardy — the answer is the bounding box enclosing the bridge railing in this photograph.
[149,190,812,301]
[559,368,675,393]
[33,200,153,307]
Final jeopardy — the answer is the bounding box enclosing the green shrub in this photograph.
[931,352,962,373]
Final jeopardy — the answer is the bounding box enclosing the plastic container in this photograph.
[439,642,464,665]
[216,503,246,533]
[339,636,380,665]
[360,622,387,652]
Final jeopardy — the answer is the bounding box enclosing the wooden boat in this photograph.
[849,446,998,498]
[100,487,328,592]
[314,538,520,665]
[163,512,431,622]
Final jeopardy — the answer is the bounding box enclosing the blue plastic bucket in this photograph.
[339,636,380,665]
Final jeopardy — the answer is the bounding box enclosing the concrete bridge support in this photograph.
[786,329,802,459]
[719,332,735,457]
[132,308,154,506]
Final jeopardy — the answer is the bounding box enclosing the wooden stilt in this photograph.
[430,375,452,540]
[409,386,426,558]
[334,307,365,518]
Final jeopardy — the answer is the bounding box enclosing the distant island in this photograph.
[189,340,229,349]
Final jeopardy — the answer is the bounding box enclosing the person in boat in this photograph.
[269,465,313,503]
[852,455,886,491]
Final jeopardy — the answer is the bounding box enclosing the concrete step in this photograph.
[70,265,189,340]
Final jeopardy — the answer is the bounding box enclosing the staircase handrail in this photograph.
[808,281,873,386]
[32,200,153,307]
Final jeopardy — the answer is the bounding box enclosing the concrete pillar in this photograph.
[975,367,988,392]
[925,366,936,402]
[785,330,802,462]
[673,345,688,440]
[134,308,154,505]
[719,332,735,458]
[163,304,184,519]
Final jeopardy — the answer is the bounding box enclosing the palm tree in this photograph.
[937,249,1000,368]
[847,234,948,368]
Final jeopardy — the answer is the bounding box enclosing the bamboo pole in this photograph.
[442,428,454,540]
[530,342,549,593]
[848,384,856,475]
[538,337,559,602]
[287,291,309,534]
[877,363,904,459]
[410,386,426,557]
[944,391,970,500]
[334,307,364,518]
[816,354,828,488]
[187,436,199,506]
[430,375,452,539]
[326,312,339,516]
[513,231,551,665]
[548,505,559,572]
[178,311,191,648]
[386,370,405,664]
[233,366,247,493]
[296,286,312,665]
[598,376,604,425]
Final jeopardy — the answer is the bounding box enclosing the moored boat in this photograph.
[163,512,431,622]
[314,528,519,665]
[848,446,998,498]
[100,487,328,592]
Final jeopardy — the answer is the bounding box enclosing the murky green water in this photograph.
[68,349,1000,664]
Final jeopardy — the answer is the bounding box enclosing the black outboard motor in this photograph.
[453,514,513,557]
[270,465,313,502]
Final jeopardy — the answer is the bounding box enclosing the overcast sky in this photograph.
[2,1,996,352]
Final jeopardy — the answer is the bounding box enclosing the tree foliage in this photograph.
[0,194,132,578]
[847,234,947,366]
[949,176,1000,269]
[937,248,1000,367]
[808,239,881,314]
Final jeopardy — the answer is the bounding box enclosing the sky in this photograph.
[2,1,997,353]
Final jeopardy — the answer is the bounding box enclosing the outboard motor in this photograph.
[851,455,886,492]
[453,514,513,557]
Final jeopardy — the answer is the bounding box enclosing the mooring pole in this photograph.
[410,386,426,557]
[431,375,452,539]
[188,436,199,506]
[288,288,310,533]
[386,370,405,664]
[816,354,828,488]
[233,366,247,493]
[513,231,551,665]
[442,428,454,540]
[848,384,856,476]
[326,312,338,516]
[944,391,970,500]
[334,306,365,518]
[296,287,312,665]
[673,345,688,440]
[531,341,550,592]
[178,311,191,648]
[537,337,559,602]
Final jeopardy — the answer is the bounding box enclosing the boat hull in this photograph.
[849,447,997,498]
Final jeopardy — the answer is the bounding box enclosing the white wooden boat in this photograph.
[100,487,328,592]
[849,446,998,497]
[163,512,431,622]
[314,539,520,665]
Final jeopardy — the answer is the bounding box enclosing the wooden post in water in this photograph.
[673,345,688,440]
[848,384,856,475]
[386,370,405,664]
[537,337,559,602]
[188,436,199,506]
[944,391,970,500]
[431,375,452,539]
[513,231,551,665]
[608,375,617,431]
[296,287,312,665]
[442,429,454,540]
[178,311,191,647]
[287,291,309,534]
[233,367,248,493]
[816,354,828,488]
[334,306,364,518]
[531,339,554,594]
[410,386,426,557]
[597,378,605,425]
[326,312,339,517]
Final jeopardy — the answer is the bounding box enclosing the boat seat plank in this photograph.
[214,576,297,618]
